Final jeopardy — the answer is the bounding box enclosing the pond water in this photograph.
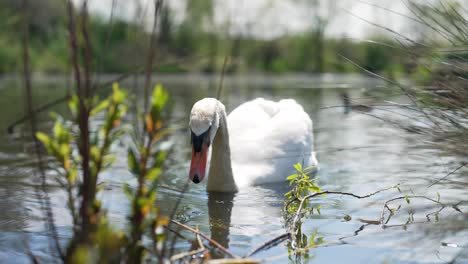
[0,74,466,263]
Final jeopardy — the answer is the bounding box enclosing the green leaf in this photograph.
[90,146,100,163]
[68,94,79,117]
[149,84,169,127]
[316,237,324,244]
[53,121,62,141]
[293,163,302,172]
[90,99,110,116]
[286,173,299,181]
[112,83,126,104]
[102,155,117,168]
[59,143,70,157]
[405,195,411,204]
[310,184,321,193]
[123,183,133,199]
[68,167,77,184]
[151,84,169,111]
[343,214,352,221]
[309,229,318,246]
[436,192,440,203]
[153,151,167,168]
[128,148,140,175]
[36,132,50,147]
[146,167,161,181]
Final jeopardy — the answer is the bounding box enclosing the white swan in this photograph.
[189,98,317,192]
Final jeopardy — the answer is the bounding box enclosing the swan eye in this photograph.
[191,126,211,152]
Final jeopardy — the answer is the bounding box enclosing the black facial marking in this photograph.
[191,126,211,153]
[192,175,200,184]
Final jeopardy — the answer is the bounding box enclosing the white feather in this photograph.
[228,98,317,187]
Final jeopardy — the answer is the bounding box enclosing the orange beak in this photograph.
[189,142,208,184]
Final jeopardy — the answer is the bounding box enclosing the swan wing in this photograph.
[227,98,317,186]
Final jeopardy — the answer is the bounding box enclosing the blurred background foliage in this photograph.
[0,0,421,76]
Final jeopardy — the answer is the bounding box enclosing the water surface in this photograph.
[0,74,466,263]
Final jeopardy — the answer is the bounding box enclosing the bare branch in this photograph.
[428,162,467,187]
[169,219,240,259]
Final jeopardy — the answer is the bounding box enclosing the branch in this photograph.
[6,55,206,134]
[338,54,443,130]
[216,56,229,100]
[143,0,163,116]
[379,195,446,228]
[169,219,240,259]
[428,162,467,187]
[289,186,396,249]
[245,233,291,258]
[21,0,62,258]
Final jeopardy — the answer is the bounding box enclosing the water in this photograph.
[0,74,466,263]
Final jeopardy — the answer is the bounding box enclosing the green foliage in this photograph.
[36,84,127,227]
[36,117,75,191]
[284,162,321,217]
[37,83,172,262]
[284,162,324,258]
[2,0,412,75]
[343,214,352,222]
[126,84,171,262]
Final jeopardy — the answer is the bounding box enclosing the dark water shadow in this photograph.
[206,181,295,258]
[207,191,236,258]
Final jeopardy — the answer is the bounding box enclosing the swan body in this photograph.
[189,98,317,192]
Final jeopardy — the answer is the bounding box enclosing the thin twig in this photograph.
[21,0,62,258]
[289,186,396,249]
[245,233,291,258]
[170,219,240,259]
[22,236,39,264]
[6,55,206,134]
[338,54,443,130]
[163,178,191,257]
[379,195,446,228]
[91,0,117,90]
[143,0,163,117]
[216,56,229,100]
[170,248,207,262]
[428,162,467,187]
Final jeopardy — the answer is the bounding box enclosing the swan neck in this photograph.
[207,111,237,192]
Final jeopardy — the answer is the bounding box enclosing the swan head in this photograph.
[189,98,224,184]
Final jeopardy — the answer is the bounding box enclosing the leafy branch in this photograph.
[126,84,171,263]
[283,163,461,256]
[36,84,128,259]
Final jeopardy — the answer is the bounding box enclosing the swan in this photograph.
[189,98,317,192]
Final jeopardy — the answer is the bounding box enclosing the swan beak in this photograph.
[189,142,208,184]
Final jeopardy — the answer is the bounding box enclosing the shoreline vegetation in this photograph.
[0,0,423,77]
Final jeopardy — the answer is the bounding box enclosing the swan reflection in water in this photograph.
[206,184,290,258]
[207,192,235,258]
